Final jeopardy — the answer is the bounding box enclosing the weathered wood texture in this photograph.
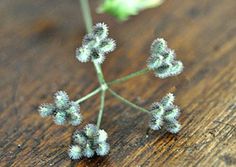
[0,0,236,166]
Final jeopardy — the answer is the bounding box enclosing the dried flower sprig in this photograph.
[39,91,82,126]
[76,23,116,64]
[149,93,181,133]
[38,0,185,162]
[69,124,110,160]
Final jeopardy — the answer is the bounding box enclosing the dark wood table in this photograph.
[0,0,235,166]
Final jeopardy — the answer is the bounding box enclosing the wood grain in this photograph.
[0,0,236,166]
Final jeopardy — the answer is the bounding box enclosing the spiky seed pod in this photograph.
[91,49,106,64]
[96,142,110,156]
[69,124,110,160]
[53,111,66,125]
[164,120,181,134]
[68,145,83,160]
[69,112,82,126]
[38,104,55,117]
[169,61,184,76]
[73,131,87,146]
[164,106,180,121]
[92,23,108,40]
[54,91,69,109]
[149,117,163,130]
[82,34,100,48]
[150,38,167,56]
[66,102,80,114]
[150,102,165,119]
[83,144,95,158]
[160,93,175,109]
[95,129,108,143]
[162,49,175,63]
[84,124,98,138]
[147,55,163,70]
[99,38,116,54]
[154,63,172,78]
[76,46,91,63]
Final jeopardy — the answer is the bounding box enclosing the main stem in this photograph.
[80,0,107,128]
[108,68,150,86]
[108,88,149,113]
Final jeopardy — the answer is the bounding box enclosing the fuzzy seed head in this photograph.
[38,104,55,117]
[76,47,91,63]
[83,34,100,48]
[161,93,175,109]
[93,23,109,40]
[54,91,69,109]
[165,120,181,134]
[73,131,87,146]
[96,142,110,156]
[84,124,98,138]
[83,144,95,158]
[164,106,180,121]
[53,111,66,125]
[149,117,163,130]
[147,55,163,70]
[169,61,184,76]
[68,145,83,160]
[96,129,108,143]
[69,112,82,126]
[150,38,167,56]
[99,38,116,53]
[150,102,165,119]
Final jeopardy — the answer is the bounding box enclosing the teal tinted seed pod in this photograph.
[53,111,66,125]
[164,106,180,121]
[96,142,110,156]
[54,91,69,109]
[99,38,116,53]
[68,145,83,160]
[91,49,105,64]
[83,144,95,158]
[83,34,100,48]
[84,124,98,138]
[92,23,108,40]
[147,55,163,70]
[69,112,82,126]
[95,129,108,143]
[149,117,163,130]
[150,102,165,119]
[150,38,167,56]
[169,61,184,76]
[38,104,55,117]
[164,120,181,134]
[76,46,91,63]
[73,131,87,146]
[154,63,172,78]
[160,93,175,109]
[162,49,175,63]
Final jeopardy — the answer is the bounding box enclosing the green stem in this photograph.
[108,68,150,86]
[96,90,106,128]
[79,0,93,33]
[76,87,102,104]
[108,88,149,113]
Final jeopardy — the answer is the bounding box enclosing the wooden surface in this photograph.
[0,0,236,166]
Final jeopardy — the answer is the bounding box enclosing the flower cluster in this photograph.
[147,38,183,78]
[149,93,181,133]
[38,91,82,126]
[69,124,110,160]
[76,23,116,64]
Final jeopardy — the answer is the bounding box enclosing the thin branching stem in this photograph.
[76,87,102,104]
[107,68,150,86]
[96,90,106,128]
[108,88,149,113]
